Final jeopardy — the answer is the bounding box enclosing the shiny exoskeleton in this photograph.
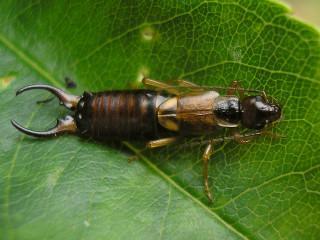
[11,78,282,202]
[75,90,166,139]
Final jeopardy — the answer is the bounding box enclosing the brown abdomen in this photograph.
[75,90,166,139]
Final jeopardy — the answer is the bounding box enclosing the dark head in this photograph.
[241,96,282,130]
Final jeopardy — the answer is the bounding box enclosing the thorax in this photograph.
[157,91,240,135]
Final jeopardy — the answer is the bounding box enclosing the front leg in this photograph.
[227,81,269,101]
[231,129,253,144]
[227,80,244,98]
[230,128,283,144]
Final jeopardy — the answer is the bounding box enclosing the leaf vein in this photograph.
[179,60,319,85]
[124,142,249,240]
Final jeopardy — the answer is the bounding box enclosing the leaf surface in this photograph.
[1,1,320,239]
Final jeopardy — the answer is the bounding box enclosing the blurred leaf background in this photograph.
[285,0,320,27]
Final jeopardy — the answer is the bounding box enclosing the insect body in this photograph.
[11,78,282,201]
[76,90,166,139]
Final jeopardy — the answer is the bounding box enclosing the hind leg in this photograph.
[146,137,178,148]
[203,142,214,202]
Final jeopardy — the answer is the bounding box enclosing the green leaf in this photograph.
[1,0,320,239]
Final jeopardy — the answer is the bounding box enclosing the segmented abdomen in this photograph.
[75,90,165,139]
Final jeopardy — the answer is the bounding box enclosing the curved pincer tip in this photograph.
[12,84,81,138]
[11,116,77,138]
[16,88,23,96]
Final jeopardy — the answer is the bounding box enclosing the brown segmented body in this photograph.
[75,90,168,139]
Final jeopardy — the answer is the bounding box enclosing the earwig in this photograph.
[11,78,282,202]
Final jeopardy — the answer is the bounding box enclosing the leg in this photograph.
[231,129,283,144]
[231,129,253,144]
[142,78,180,95]
[227,81,268,100]
[129,137,177,163]
[146,137,178,148]
[258,130,284,139]
[227,81,244,98]
[203,142,214,202]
